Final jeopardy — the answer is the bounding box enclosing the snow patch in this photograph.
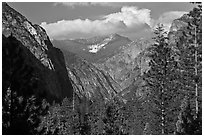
[88,43,107,53]
[88,35,115,53]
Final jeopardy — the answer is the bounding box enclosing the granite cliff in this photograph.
[95,40,150,92]
[60,49,122,101]
[2,3,73,102]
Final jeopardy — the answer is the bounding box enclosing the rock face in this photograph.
[95,40,151,92]
[2,3,73,102]
[168,14,190,45]
[60,49,121,100]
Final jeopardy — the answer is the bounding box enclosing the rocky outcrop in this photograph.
[168,14,191,45]
[2,3,73,102]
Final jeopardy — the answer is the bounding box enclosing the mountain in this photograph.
[2,3,73,102]
[168,14,190,45]
[54,32,151,100]
[2,3,128,103]
[62,50,122,100]
[3,1,188,103]
[52,33,132,63]
[95,39,151,94]
[52,25,151,99]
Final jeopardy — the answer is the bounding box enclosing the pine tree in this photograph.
[187,2,202,120]
[124,85,148,135]
[2,87,49,135]
[143,24,181,134]
[175,96,194,134]
[102,99,126,135]
[37,97,81,135]
[174,3,202,134]
[87,97,106,135]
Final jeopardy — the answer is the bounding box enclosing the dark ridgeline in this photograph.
[2,2,202,135]
[2,2,73,134]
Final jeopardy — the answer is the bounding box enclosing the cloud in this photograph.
[40,6,153,40]
[153,11,187,31]
[104,6,152,27]
[54,2,121,8]
[40,4,187,40]
[41,19,126,40]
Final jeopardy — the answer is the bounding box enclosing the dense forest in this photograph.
[2,3,202,135]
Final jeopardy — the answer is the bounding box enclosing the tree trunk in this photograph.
[194,27,198,116]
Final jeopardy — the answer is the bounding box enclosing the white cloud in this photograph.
[153,11,187,31]
[104,6,152,27]
[41,19,126,40]
[40,4,187,40]
[40,6,152,40]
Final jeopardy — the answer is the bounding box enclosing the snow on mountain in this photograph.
[52,33,132,63]
[88,34,115,53]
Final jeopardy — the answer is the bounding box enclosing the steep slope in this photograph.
[52,33,132,63]
[168,14,190,45]
[60,50,122,100]
[2,3,73,102]
[116,14,195,100]
[95,40,151,92]
[94,14,193,98]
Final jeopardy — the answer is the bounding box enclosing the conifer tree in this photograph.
[186,2,202,119]
[87,97,106,135]
[144,24,181,134]
[102,98,128,135]
[174,3,202,134]
[175,96,194,134]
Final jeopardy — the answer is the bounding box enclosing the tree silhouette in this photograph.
[143,24,182,134]
[174,3,202,134]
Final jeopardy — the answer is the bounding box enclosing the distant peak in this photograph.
[68,33,131,46]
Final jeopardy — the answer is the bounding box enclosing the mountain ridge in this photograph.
[52,33,132,63]
[2,2,73,102]
[60,46,123,100]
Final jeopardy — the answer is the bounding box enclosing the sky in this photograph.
[8,2,196,40]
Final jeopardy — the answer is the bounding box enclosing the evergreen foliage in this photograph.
[143,24,182,134]
[174,3,202,134]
